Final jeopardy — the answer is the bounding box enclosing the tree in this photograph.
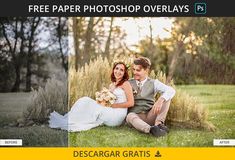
[82,17,95,65]
[0,27,15,92]
[25,17,41,92]
[0,17,27,91]
[166,40,184,83]
[104,17,114,59]
[72,17,81,71]
[172,17,235,84]
[0,17,62,92]
[57,17,68,72]
[71,17,128,69]
[42,17,68,72]
[72,17,86,70]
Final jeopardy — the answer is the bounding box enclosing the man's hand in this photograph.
[153,97,165,114]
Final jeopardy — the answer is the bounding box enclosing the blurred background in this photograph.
[70,17,235,84]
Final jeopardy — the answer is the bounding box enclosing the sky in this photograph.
[68,17,174,54]
[114,17,174,46]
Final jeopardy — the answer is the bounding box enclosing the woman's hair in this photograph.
[111,62,129,86]
[133,57,151,70]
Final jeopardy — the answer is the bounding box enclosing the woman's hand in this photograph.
[110,103,117,108]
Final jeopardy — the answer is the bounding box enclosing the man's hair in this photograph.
[133,57,151,70]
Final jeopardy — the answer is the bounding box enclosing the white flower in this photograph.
[109,99,115,104]
[104,96,110,101]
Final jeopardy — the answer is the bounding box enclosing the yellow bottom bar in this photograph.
[0,147,234,160]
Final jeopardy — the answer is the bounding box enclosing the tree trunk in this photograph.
[0,18,21,92]
[26,17,40,92]
[12,18,26,92]
[11,65,21,92]
[148,18,154,55]
[57,17,68,72]
[26,56,32,92]
[104,17,114,59]
[167,41,184,84]
[72,17,81,71]
[82,17,94,65]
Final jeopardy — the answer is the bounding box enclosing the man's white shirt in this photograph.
[136,77,176,101]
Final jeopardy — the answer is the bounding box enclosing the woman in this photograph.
[49,62,134,132]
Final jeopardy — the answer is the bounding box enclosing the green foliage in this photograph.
[136,17,235,84]
[173,17,235,84]
[0,58,15,92]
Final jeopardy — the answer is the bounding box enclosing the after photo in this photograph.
[66,17,235,147]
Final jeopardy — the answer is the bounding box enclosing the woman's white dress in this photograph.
[49,88,127,132]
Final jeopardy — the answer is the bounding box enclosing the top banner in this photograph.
[0,0,234,16]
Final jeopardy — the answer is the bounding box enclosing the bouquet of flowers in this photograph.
[95,87,117,107]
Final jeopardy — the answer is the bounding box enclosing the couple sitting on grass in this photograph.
[49,56,175,137]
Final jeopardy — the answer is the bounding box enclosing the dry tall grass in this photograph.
[69,56,111,107]
[151,71,215,131]
[18,74,68,126]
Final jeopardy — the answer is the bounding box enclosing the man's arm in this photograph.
[154,79,176,101]
[152,79,176,114]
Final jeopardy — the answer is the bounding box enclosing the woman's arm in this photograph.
[111,81,134,108]
[109,83,115,92]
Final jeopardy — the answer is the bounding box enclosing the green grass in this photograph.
[0,92,30,127]
[0,92,68,147]
[1,85,234,147]
[69,85,235,147]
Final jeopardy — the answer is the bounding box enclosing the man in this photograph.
[126,57,176,137]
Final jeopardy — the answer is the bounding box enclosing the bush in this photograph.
[18,74,68,126]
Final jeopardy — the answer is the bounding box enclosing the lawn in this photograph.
[69,85,235,147]
[0,92,67,147]
[0,85,234,147]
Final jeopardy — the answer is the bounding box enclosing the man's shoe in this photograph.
[157,123,169,133]
[150,125,167,137]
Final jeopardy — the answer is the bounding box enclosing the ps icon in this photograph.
[194,3,207,14]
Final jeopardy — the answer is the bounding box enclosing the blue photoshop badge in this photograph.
[194,3,207,14]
